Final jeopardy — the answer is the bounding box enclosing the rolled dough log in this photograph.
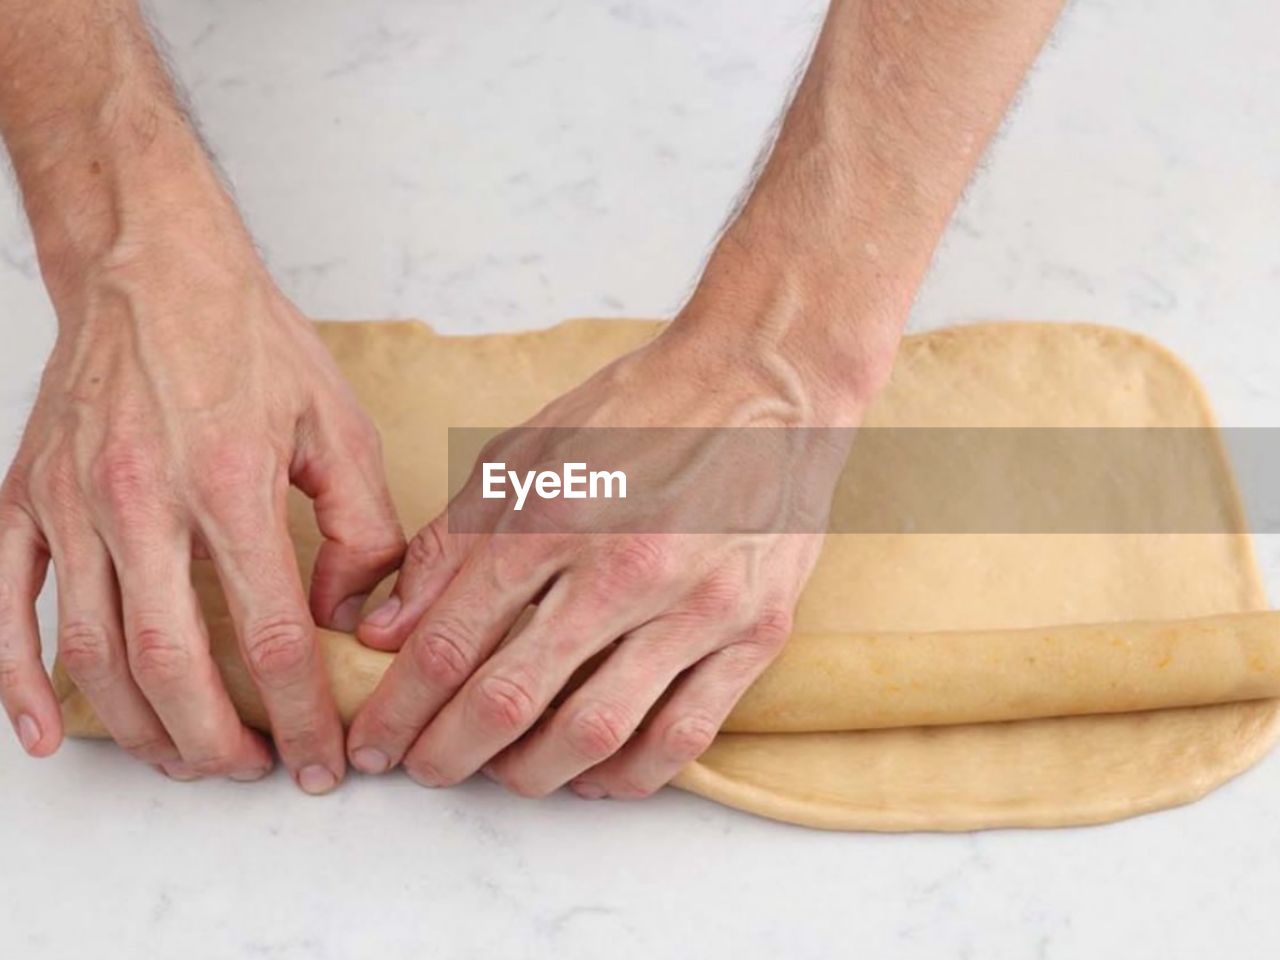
[55,320,1280,831]
[56,612,1280,737]
[724,612,1280,732]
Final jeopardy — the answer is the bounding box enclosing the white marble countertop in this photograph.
[3,1,1280,956]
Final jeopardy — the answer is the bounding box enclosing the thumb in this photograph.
[293,413,406,633]
[356,462,507,651]
[356,509,484,652]
[354,512,455,651]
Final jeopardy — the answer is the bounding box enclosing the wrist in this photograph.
[7,80,249,307]
[672,243,906,425]
[0,0,256,306]
[27,141,250,307]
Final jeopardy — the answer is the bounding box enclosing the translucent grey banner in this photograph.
[444,427,1280,534]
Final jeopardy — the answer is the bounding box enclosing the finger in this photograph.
[293,409,406,632]
[574,618,790,799]
[0,505,60,757]
[203,502,346,795]
[110,526,273,781]
[48,523,177,768]
[355,437,511,652]
[355,479,505,652]
[398,566,656,789]
[486,615,716,797]
[346,537,554,774]
[356,513,467,653]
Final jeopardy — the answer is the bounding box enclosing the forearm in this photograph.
[681,0,1065,407]
[0,0,248,306]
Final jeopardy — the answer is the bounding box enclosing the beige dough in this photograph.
[723,612,1280,733]
[55,320,1280,831]
[56,612,1280,740]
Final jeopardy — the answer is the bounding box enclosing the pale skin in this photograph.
[0,0,1064,798]
[0,0,407,793]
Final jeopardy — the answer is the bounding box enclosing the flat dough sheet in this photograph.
[55,319,1280,830]
[676,320,1278,830]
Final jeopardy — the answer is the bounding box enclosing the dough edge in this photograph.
[665,318,1277,830]
[52,318,1280,832]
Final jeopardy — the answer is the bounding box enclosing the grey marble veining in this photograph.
[2,2,1280,957]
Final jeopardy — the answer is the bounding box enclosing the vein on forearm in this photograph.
[0,0,232,288]
[690,0,1067,397]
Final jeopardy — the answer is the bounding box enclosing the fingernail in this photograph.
[16,714,41,753]
[363,595,402,629]
[298,764,338,795]
[351,746,390,774]
[406,762,442,788]
[331,593,370,632]
[161,761,200,782]
[571,780,606,800]
[230,766,272,783]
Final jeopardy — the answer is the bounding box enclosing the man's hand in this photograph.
[348,0,1065,797]
[0,244,404,787]
[0,0,404,790]
[346,323,858,798]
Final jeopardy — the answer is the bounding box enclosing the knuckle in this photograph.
[661,714,719,763]
[598,536,670,594]
[564,704,630,762]
[117,734,174,764]
[274,720,324,757]
[404,522,447,573]
[30,454,77,512]
[192,441,272,513]
[475,435,512,472]
[0,656,24,696]
[407,621,474,688]
[242,617,314,687]
[364,531,409,572]
[127,627,192,690]
[489,535,560,591]
[92,444,157,514]
[746,607,793,656]
[186,748,239,777]
[516,494,589,536]
[58,622,119,687]
[685,574,743,624]
[405,755,460,788]
[472,670,538,735]
[357,706,409,747]
[609,774,660,800]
